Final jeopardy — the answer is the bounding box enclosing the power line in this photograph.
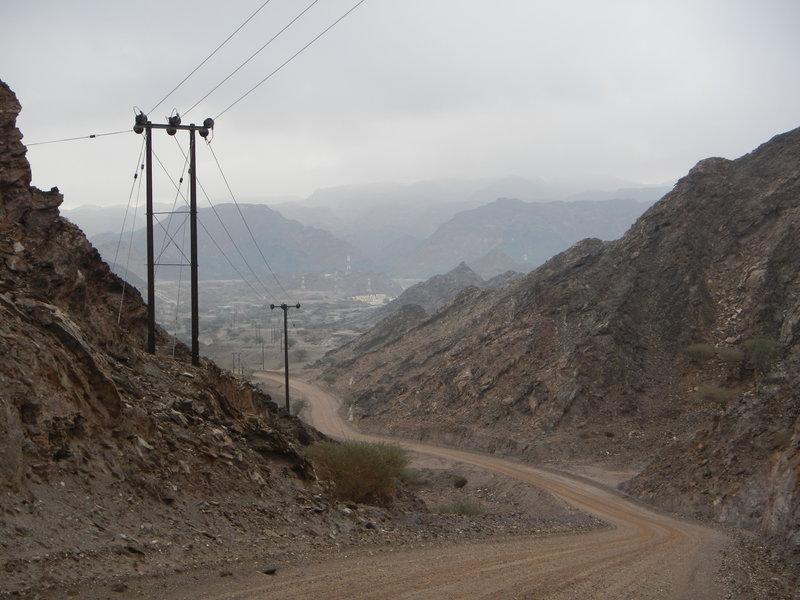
[215,0,369,120]
[149,149,195,270]
[169,138,280,302]
[115,138,147,325]
[206,143,295,303]
[112,137,146,271]
[197,185,280,304]
[26,129,130,147]
[148,0,274,116]
[184,0,322,117]
[154,141,192,270]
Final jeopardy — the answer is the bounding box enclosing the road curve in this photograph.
[235,374,728,600]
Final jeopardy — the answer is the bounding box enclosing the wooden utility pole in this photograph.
[133,112,213,366]
[270,303,300,412]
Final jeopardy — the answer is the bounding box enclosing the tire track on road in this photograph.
[228,374,728,599]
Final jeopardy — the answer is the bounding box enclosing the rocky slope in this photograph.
[321,127,800,562]
[0,80,342,594]
[340,262,522,333]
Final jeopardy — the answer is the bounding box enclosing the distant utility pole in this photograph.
[133,111,214,366]
[270,302,301,412]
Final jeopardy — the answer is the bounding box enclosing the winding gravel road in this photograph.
[226,374,728,600]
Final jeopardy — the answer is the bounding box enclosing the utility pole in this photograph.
[270,303,300,412]
[133,111,214,366]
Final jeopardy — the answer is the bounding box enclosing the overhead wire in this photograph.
[150,143,274,334]
[26,129,130,147]
[171,176,190,358]
[215,0,369,120]
[205,143,296,303]
[154,140,192,272]
[147,0,274,116]
[168,138,280,303]
[114,0,369,334]
[149,149,194,268]
[196,182,280,303]
[112,136,146,271]
[114,137,147,325]
[183,0,321,117]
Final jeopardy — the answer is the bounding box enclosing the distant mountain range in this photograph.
[273,178,668,268]
[387,196,657,278]
[64,177,669,283]
[88,203,369,284]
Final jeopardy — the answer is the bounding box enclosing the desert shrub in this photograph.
[604,431,615,438]
[578,431,592,440]
[435,500,484,516]
[321,373,337,384]
[743,337,781,372]
[693,384,737,407]
[453,475,468,489]
[684,343,717,363]
[304,441,409,506]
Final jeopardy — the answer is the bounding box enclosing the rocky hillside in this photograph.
[341,262,522,333]
[321,128,800,559]
[0,80,348,594]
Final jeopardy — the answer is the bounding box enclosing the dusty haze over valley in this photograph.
[2,1,800,598]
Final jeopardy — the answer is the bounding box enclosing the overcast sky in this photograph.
[3,0,799,209]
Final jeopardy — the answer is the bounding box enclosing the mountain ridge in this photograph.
[320,126,800,561]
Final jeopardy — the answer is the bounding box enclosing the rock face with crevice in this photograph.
[0,79,337,594]
[322,126,800,560]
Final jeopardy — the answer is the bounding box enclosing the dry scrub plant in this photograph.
[304,441,409,506]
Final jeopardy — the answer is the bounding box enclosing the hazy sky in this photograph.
[3,0,799,209]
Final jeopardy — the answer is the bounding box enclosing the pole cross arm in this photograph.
[133,113,215,138]
[133,111,215,366]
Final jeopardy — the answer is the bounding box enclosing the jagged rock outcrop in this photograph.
[0,80,337,594]
[322,126,800,559]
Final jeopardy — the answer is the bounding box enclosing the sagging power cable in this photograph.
[206,143,296,304]
[115,137,147,325]
[26,129,130,147]
[184,0,322,118]
[148,0,274,116]
[168,137,280,303]
[215,0,368,120]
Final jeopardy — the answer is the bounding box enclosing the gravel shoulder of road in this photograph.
[4,456,604,600]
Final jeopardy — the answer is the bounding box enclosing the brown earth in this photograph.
[318,128,800,566]
[126,374,789,600]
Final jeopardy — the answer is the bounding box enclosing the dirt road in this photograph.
[228,374,727,600]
